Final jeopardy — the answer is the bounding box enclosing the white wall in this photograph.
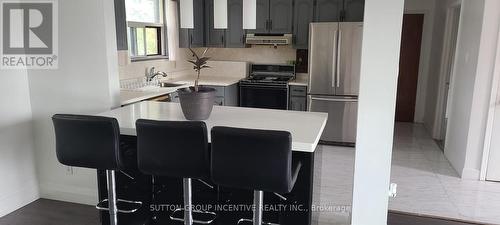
[444,0,500,179]
[351,0,404,224]
[463,0,500,179]
[421,0,458,138]
[26,0,120,204]
[0,71,39,217]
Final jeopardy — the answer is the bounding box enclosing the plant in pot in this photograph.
[177,48,216,120]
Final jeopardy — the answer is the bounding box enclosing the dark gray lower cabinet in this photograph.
[289,85,307,111]
[205,84,239,106]
[293,0,314,49]
[171,84,238,106]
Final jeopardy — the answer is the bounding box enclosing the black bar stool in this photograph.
[52,114,142,225]
[136,119,216,225]
[211,127,302,225]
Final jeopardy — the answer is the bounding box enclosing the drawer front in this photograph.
[289,96,307,111]
[214,97,225,106]
[204,85,225,97]
[290,85,307,96]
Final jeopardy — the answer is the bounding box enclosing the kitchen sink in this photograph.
[160,82,185,88]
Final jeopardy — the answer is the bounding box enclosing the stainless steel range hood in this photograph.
[245,34,292,45]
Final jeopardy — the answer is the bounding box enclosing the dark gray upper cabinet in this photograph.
[114,0,128,50]
[252,0,269,34]
[205,0,225,47]
[343,0,365,22]
[177,0,204,48]
[226,0,246,48]
[247,0,292,34]
[293,0,314,49]
[190,0,205,47]
[269,0,293,34]
[314,0,342,22]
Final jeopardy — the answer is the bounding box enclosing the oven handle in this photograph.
[240,84,289,90]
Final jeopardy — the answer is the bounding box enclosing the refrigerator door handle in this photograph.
[336,29,342,88]
[310,96,358,102]
[331,30,338,88]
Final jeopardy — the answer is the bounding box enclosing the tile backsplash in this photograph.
[118,45,297,80]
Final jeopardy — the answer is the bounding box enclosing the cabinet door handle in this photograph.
[270,20,273,30]
[221,35,224,45]
[190,34,193,45]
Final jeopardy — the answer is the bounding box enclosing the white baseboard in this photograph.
[0,184,40,217]
[461,168,481,180]
[39,182,98,206]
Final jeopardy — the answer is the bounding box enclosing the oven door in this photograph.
[240,83,288,110]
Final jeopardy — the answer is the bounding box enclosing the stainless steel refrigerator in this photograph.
[307,22,363,145]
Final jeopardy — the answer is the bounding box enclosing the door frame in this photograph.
[480,23,500,181]
[432,3,462,141]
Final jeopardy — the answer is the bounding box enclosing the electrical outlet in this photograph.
[389,183,397,197]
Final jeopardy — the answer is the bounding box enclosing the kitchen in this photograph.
[0,0,449,224]
[118,0,363,146]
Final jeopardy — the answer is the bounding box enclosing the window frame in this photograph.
[126,0,168,61]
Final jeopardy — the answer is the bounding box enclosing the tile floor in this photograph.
[312,123,500,225]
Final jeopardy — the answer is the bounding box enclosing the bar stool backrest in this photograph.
[211,126,294,193]
[136,119,210,179]
[52,114,121,170]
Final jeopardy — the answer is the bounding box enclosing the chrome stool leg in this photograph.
[237,191,279,225]
[170,178,217,224]
[184,178,193,225]
[96,170,143,224]
[107,170,118,225]
[253,190,263,225]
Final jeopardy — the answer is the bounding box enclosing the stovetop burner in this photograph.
[241,64,296,86]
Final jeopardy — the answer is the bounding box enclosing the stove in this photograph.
[239,64,296,110]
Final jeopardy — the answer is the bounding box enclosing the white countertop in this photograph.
[120,76,242,106]
[120,85,188,106]
[99,101,328,152]
[288,75,309,86]
[163,75,242,87]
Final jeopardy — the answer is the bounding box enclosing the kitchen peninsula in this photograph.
[97,101,328,225]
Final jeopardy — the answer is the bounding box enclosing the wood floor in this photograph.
[0,199,479,225]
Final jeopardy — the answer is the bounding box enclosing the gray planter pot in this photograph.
[177,86,216,120]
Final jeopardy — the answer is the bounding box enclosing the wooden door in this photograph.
[395,14,424,122]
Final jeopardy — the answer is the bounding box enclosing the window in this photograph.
[125,0,167,59]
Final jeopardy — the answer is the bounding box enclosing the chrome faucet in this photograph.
[146,67,168,82]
